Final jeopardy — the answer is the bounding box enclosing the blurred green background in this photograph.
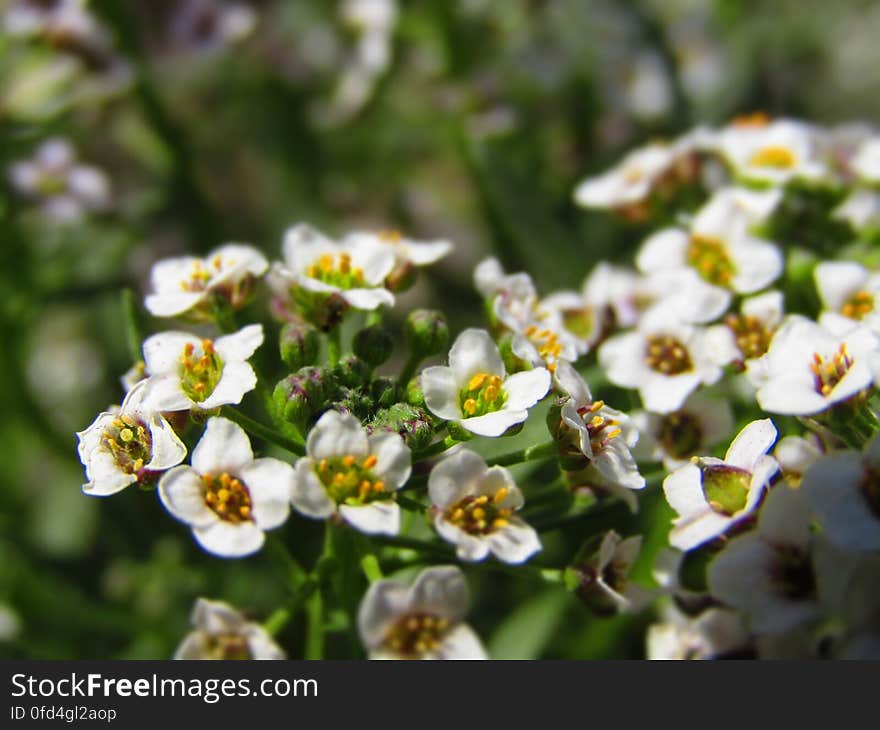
[2,0,880,659]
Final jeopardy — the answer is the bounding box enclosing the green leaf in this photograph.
[487,588,570,660]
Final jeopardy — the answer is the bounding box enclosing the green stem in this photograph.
[121,288,145,363]
[396,351,422,389]
[221,406,304,455]
[372,534,454,558]
[304,589,324,660]
[265,534,307,592]
[327,327,342,368]
[413,435,458,462]
[487,441,558,467]
[360,553,384,583]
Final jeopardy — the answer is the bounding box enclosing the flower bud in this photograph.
[370,377,400,409]
[280,322,321,370]
[385,260,417,293]
[332,355,372,389]
[405,377,427,409]
[353,325,394,367]
[404,309,449,360]
[273,367,328,429]
[370,403,436,451]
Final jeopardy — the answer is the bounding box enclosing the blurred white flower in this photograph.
[159,417,293,557]
[647,604,749,660]
[851,136,880,183]
[145,245,268,319]
[290,410,410,535]
[723,289,785,373]
[428,449,541,564]
[814,260,880,336]
[169,0,257,54]
[357,565,487,660]
[663,419,779,551]
[175,598,284,660]
[77,380,186,496]
[141,324,264,412]
[422,328,551,437]
[569,530,651,614]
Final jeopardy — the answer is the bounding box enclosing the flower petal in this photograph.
[192,417,254,475]
[339,502,400,535]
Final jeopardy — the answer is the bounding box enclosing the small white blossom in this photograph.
[428,449,541,564]
[158,417,293,557]
[141,324,264,412]
[663,419,779,551]
[343,229,452,268]
[357,565,487,660]
[145,245,268,319]
[598,306,737,413]
[422,328,551,437]
[753,315,879,415]
[851,136,880,184]
[801,433,880,552]
[77,380,187,496]
[774,434,823,487]
[708,485,822,635]
[647,604,749,660]
[833,189,880,232]
[632,390,734,470]
[569,530,651,614]
[814,260,880,336]
[723,289,785,374]
[9,138,110,222]
[174,598,285,660]
[270,223,395,311]
[290,410,411,535]
[555,361,645,492]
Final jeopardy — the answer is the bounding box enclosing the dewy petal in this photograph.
[448,329,505,384]
[197,360,257,409]
[145,413,187,471]
[503,368,551,410]
[461,409,528,437]
[409,565,470,623]
[485,520,542,564]
[339,501,400,535]
[306,410,369,460]
[367,432,412,490]
[436,624,488,660]
[192,417,254,475]
[724,418,777,470]
[357,580,411,649]
[143,331,199,375]
[428,450,485,508]
[421,366,461,421]
[290,460,336,519]
[214,324,264,362]
[663,463,707,520]
[158,466,218,528]
[193,520,265,558]
[238,458,294,530]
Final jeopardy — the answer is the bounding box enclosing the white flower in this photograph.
[422,328,551,437]
[357,565,487,660]
[169,0,257,54]
[636,188,783,311]
[270,223,395,311]
[708,485,822,635]
[754,315,879,415]
[77,380,187,496]
[815,260,880,336]
[774,434,823,487]
[663,419,779,551]
[555,360,645,492]
[141,324,264,412]
[428,449,541,564]
[174,598,285,660]
[569,531,651,614]
[723,289,785,373]
[290,410,411,535]
[9,137,110,222]
[646,604,749,660]
[343,229,452,268]
[144,245,268,319]
[801,433,880,552]
[158,417,293,557]
[631,390,734,470]
[713,117,829,186]
[833,189,880,232]
[598,306,737,413]
[851,136,880,183]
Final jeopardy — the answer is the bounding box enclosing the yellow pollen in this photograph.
[749,146,797,170]
[373,480,385,492]
[605,428,623,440]
[493,518,509,529]
[472,507,486,520]
[463,398,478,415]
[363,455,378,469]
[484,385,498,402]
[119,428,134,443]
[732,112,770,128]
[493,487,509,504]
[343,455,357,467]
[379,229,403,243]
[468,373,488,391]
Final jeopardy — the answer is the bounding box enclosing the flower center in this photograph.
[378,229,403,243]
[732,112,770,128]
[179,339,224,402]
[645,335,694,375]
[701,464,751,516]
[657,411,703,460]
[687,234,736,287]
[859,464,880,518]
[772,545,816,600]
[203,633,253,660]
[725,313,773,360]
[749,145,797,170]
[841,290,875,320]
[383,613,451,657]
[560,307,595,340]
[810,344,853,397]
[316,454,387,505]
[180,257,223,292]
[445,488,513,535]
[202,472,254,523]
[576,400,623,452]
[306,252,365,288]
[459,372,507,417]
[524,325,564,372]
[102,415,152,475]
